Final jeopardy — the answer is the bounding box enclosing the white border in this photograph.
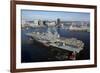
[16,5,95,69]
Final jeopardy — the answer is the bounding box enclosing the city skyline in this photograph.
[21,10,90,22]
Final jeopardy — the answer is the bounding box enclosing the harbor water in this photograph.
[21,27,90,63]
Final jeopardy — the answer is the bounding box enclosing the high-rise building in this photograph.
[57,18,60,25]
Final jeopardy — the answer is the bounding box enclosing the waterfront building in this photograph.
[44,21,56,27]
[69,21,90,31]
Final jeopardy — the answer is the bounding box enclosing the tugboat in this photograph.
[26,27,84,60]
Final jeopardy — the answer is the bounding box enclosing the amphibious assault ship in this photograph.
[26,28,84,60]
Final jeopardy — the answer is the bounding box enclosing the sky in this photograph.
[21,9,90,21]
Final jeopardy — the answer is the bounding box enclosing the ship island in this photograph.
[22,18,90,61]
